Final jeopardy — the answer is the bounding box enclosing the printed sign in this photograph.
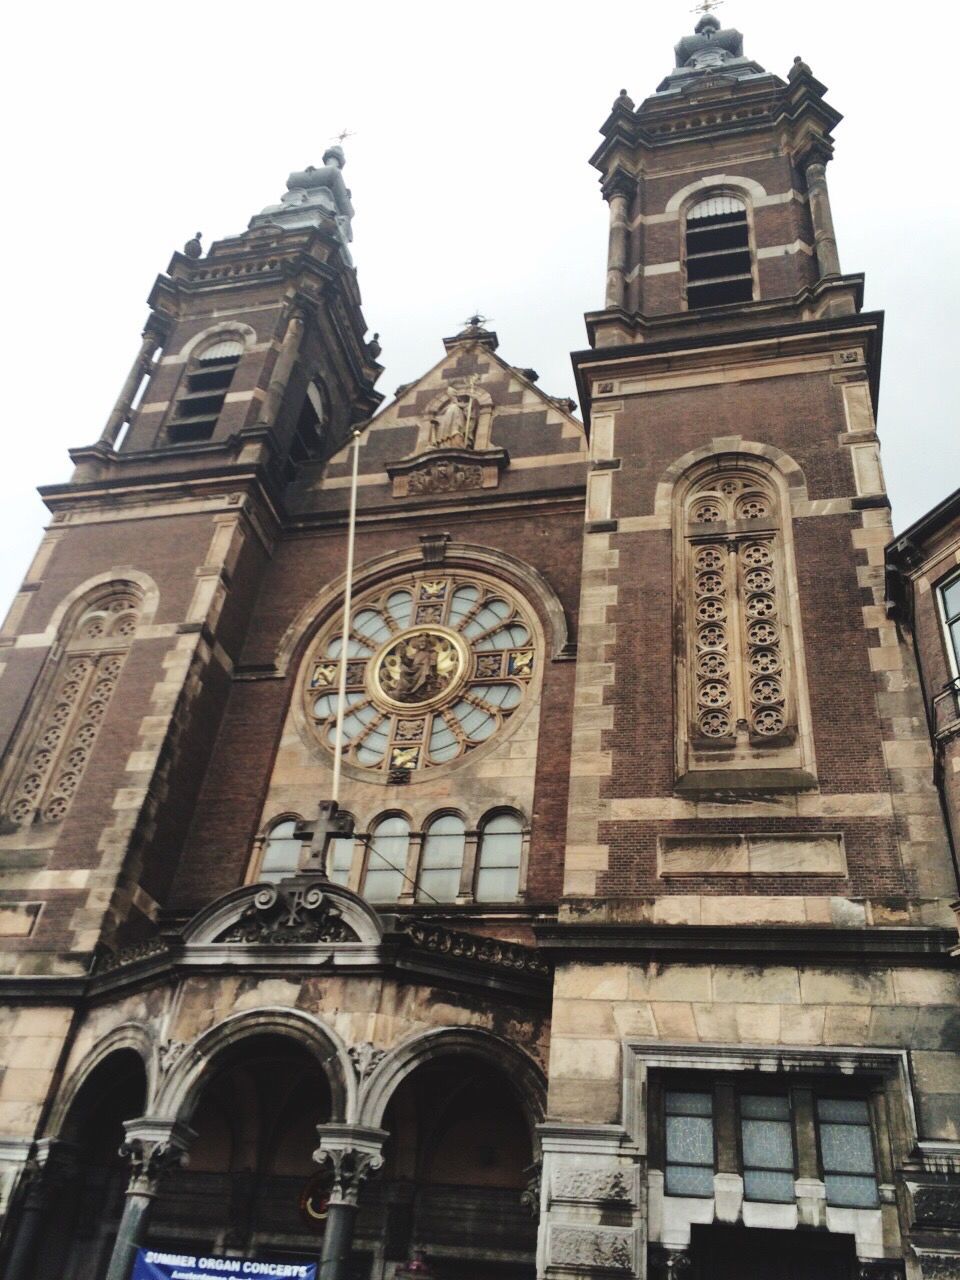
[132,1248,318,1280]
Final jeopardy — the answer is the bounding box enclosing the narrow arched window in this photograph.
[685,470,794,749]
[684,195,754,309]
[363,815,409,903]
[475,812,523,902]
[286,379,328,480]
[168,337,243,443]
[258,818,304,882]
[3,588,141,827]
[327,820,356,887]
[417,814,465,903]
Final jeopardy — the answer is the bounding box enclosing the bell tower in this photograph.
[539,14,960,1280]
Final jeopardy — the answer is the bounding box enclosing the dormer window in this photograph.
[168,338,243,443]
[684,195,754,308]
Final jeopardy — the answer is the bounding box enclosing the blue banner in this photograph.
[132,1248,317,1280]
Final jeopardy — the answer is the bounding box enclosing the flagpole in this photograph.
[331,430,362,805]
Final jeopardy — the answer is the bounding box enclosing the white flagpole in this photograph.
[331,430,362,805]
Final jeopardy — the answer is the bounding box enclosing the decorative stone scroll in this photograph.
[313,1125,387,1206]
[404,920,551,978]
[217,882,359,945]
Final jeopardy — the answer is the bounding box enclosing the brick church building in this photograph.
[0,12,957,1280]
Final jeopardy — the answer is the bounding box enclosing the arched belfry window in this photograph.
[3,587,142,827]
[683,469,800,763]
[168,337,244,443]
[684,195,754,309]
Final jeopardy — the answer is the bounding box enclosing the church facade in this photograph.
[0,14,958,1280]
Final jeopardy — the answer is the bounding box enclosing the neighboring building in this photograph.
[0,14,957,1280]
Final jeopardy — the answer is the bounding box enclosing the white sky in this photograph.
[1,0,955,618]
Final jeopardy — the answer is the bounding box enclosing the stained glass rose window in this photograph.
[303,571,536,774]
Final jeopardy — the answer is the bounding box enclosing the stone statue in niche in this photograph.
[429,380,479,450]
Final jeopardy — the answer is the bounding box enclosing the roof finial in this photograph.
[691,0,723,14]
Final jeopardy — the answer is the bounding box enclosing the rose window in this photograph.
[304,571,536,774]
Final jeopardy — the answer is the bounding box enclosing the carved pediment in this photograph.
[183,876,384,946]
[386,447,508,498]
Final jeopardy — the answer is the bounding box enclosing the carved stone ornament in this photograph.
[157,1039,189,1074]
[429,386,479,450]
[120,1134,189,1196]
[313,1143,384,1206]
[348,1042,386,1083]
[520,1161,542,1217]
[548,1225,635,1273]
[647,1247,694,1280]
[857,1262,906,1280]
[551,1164,634,1206]
[408,460,484,495]
[912,1182,960,1227]
[404,921,551,977]
[217,882,359,945]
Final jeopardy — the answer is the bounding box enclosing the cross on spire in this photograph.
[331,129,354,146]
[690,0,723,14]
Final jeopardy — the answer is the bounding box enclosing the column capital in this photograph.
[313,1124,387,1206]
[120,1118,194,1197]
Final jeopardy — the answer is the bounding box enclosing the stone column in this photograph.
[803,148,841,280]
[260,304,307,429]
[314,1124,387,1280]
[603,176,634,310]
[103,1119,193,1280]
[2,1139,78,1280]
[100,317,168,447]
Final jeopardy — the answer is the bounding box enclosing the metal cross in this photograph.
[691,0,723,14]
[463,312,491,328]
[331,129,355,145]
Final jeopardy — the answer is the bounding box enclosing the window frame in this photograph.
[936,569,960,682]
[164,335,245,445]
[249,813,306,884]
[681,190,758,311]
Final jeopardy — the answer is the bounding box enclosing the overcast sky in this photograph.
[1,0,954,619]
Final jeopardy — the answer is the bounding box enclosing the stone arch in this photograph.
[175,321,258,361]
[653,438,809,522]
[274,540,573,678]
[46,1023,154,1138]
[664,172,768,214]
[357,1027,546,1139]
[181,879,385,946]
[154,1007,355,1127]
[37,569,160,645]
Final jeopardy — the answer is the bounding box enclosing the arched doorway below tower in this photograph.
[34,1048,148,1280]
[359,1055,536,1280]
[148,1034,334,1264]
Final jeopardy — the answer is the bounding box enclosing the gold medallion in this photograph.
[369,625,469,713]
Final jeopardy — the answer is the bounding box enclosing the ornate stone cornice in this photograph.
[119,1119,194,1197]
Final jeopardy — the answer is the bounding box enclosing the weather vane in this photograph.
[331,129,354,146]
[463,312,491,328]
[691,0,723,14]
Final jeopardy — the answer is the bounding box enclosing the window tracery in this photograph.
[303,570,536,776]
[685,471,793,747]
[4,589,141,827]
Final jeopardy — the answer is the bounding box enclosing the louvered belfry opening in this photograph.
[685,195,754,309]
[168,337,243,442]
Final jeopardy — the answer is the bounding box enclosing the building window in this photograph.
[362,815,410,903]
[740,1095,795,1203]
[286,379,328,479]
[303,570,536,776]
[475,812,524,902]
[684,194,754,309]
[938,573,960,677]
[665,1091,715,1197]
[417,814,465,903]
[327,826,355,887]
[168,338,243,443]
[658,1083,880,1208]
[685,468,794,748]
[258,818,304,882]
[3,588,141,828]
[817,1098,879,1208]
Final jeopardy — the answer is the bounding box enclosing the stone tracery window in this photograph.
[303,570,536,776]
[4,587,141,827]
[685,469,794,749]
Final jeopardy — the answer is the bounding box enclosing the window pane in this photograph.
[260,820,302,880]
[819,1121,875,1174]
[950,619,960,668]
[817,1098,869,1125]
[824,1173,879,1208]
[743,1170,794,1203]
[942,578,960,622]
[328,834,354,886]
[476,814,522,902]
[418,816,465,903]
[418,868,462,903]
[665,1092,714,1198]
[363,818,409,902]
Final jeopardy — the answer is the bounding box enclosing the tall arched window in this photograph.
[3,587,142,827]
[257,817,304,882]
[475,813,524,903]
[684,195,754,309]
[327,821,355,887]
[683,467,801,768]
[362,815,410,903]
[286,378,329,480]
[417,814,466,903]
[168,337,244,443]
